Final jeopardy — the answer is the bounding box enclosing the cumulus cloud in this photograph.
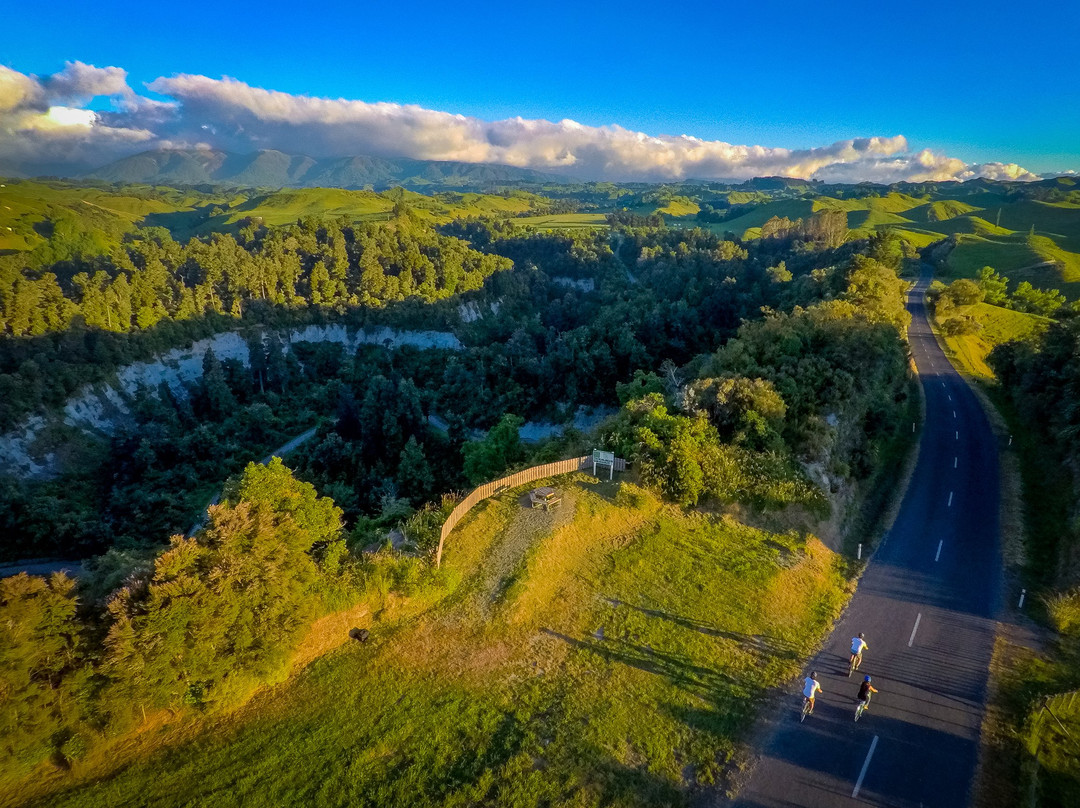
[0,63,1055,183]
[0,62,155,175]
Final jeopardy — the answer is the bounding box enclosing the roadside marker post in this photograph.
[857,543,862,560]
[1019,589,1027,609]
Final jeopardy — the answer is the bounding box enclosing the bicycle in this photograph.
[847,652,863,678]
[801,697,814,722]
[855,693,872,722]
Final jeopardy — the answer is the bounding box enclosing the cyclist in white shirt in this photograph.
[803,671,822,714]
[850,633,868,671]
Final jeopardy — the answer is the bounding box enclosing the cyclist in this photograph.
[803,671,822,715]
[850,633,869,672]
[857,675,878,710]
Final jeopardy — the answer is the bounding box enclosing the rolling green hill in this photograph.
[0,180,231,253]
[709,198,816,235]
[0,180,556,251]
[979,200,1080,251]
[942,233,1080,298]
[937,302,1051,379]
[515,212,609,230]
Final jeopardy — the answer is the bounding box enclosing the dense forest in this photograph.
[0,194,901,562]
[0,170,924,781]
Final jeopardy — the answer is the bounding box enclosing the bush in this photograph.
[940,316,981,336]
[1045,588,1080,637]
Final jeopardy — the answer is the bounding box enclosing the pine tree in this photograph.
[397,437,434,503]
[201,347,236,420]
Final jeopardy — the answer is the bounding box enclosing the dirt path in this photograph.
[380,487,581,681]
[475,489,578,613]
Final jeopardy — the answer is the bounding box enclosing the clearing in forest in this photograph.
[23,474,851,808]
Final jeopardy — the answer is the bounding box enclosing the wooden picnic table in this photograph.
[529,486,561,510]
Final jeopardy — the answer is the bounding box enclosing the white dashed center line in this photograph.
[955,431,959,440]
[936,540,943,562]
[908,613,922,647]
[852,735,879,799]
[948,491,954,507]
[954,456,958,468]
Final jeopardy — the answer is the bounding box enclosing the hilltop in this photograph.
[83,149,572,190]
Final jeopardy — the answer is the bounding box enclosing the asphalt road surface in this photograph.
[733,270,1004,807]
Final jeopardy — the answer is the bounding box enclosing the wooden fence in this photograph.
[435,454,627,566]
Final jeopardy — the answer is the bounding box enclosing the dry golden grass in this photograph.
[506,482,661,627]
[763,536,845,633]
[288,603,372,674]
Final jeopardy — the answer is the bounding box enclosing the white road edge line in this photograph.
[908,613,922,647]
[948,491,954,507]
[852,735,879,799]
[936,540,943,562]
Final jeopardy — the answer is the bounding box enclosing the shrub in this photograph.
[1045,588,1080,637]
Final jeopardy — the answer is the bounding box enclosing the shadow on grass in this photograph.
[542,628,738,695]
[605,599,801,660]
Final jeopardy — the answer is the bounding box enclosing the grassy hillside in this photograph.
[941,233,1080,298]
[0,180,230,252]
[654,197,700,217]
[18,475,851,807]
[155,188,550,236]
[710,198,816,235]
[815,192,925,215]
[981,200,1080,251]
[0,180,555,251]
[515,212,609,230]
[904,199,982,222]
[208,188,396,229]
[938,302,1051,379]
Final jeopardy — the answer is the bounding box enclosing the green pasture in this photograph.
[937,302,1051,380]
[19,477,850,808]
[515,212,609,230]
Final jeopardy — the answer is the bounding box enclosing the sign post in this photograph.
[592,449,616,480]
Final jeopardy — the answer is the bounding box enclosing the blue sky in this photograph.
[3,0,1078,178]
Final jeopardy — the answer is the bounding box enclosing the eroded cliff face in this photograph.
[0,326,463,479]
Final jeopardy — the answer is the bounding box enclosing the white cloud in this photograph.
[0,63,1058,183]
[44,61,134,106]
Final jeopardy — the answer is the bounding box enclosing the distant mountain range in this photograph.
[82,149,572,190]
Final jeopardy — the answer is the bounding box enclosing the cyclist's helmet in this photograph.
[811,671,818,679]
[858,632,865,639]
[864,675,872,682]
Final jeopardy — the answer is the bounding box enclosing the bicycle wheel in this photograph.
[854,701,865,722]
[801,699,811,723]
[847,657,855,677]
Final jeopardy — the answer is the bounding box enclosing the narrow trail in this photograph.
[475,489,577,616]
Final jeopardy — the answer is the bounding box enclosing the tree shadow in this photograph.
[542,628,738,696]
[605,598,801,660]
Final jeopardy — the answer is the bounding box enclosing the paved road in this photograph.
[733,270,1004,807]
[186,425,319,535]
